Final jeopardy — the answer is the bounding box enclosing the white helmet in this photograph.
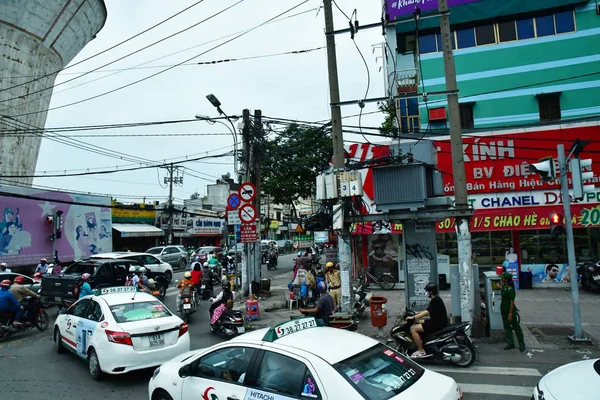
[0,262,7,268]
[203,262,209,267]
[184,271,192,279]
[139,267,147,273]
[129,266,136,272]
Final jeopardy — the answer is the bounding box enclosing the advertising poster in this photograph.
[0,185,112,266]
[386,0,483,19]
[524,263,571,284]
[368,232,400,281]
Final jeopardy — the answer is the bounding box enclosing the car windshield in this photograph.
[64,263,97,275]
[146,248,163,255]
[196,247,212,254]
[334,344,425,399]
[110,301,172,323]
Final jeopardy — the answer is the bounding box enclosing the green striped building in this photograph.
[386,0,600,132]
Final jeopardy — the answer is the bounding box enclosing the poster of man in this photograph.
[368,233,399,281]
[526,263,569,283]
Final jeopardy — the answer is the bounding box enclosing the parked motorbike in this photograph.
[209,309,245,336]
[0,296,50,342]
[353,278,372,317]
[177,285,197,323]
[577,261,600,292]
[388,309,476,368]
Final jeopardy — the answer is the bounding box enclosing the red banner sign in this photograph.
[240,224,257,243]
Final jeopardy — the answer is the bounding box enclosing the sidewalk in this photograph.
[235,270,600,350]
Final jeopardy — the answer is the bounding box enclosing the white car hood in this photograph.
[540,359,600,399]
[399,369,460,399]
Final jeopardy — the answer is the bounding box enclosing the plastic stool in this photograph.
[288,298,299,311]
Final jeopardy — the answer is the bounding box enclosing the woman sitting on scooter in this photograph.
[209,281,235,324]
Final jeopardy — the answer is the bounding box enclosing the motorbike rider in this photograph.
[132,267,151,294]
[202,262,214,295]
[125,266,137,286]
[209,281,235,324]
[176,271,195,312]
[325,262,342,311]
[0,279,24,326]
[407,283,448,358]
[191,262,203,293]
[0,262,11,273]
[79,273,94,299]
[208,252,221,278]
[35,258,49,275]
[299,281,334,326]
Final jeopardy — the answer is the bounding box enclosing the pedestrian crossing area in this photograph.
[427,365,541,399]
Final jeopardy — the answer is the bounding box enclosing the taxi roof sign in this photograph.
[262,317,320,342]
[98,286,137,295]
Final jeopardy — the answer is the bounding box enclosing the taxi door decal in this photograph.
[75,319,98,358]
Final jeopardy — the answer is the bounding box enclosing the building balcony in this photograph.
[392,68,419,93]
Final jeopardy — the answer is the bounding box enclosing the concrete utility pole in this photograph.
[557,144,587,341]
[167,163,175,245]
[241,109,251,296]
[252,109,263,286]
[323,0,352,313]
[437,0,478,333]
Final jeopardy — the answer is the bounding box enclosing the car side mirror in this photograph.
[179,364,191,378]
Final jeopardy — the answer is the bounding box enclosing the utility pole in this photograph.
[557,144,587,341]
[167,163,175,245]
[437,0,478,334]
[324,0,352,313]
[241,109,251,296]
[252,109,263,286]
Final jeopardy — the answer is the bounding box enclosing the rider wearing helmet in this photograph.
[0,262,10,273]
[79,273,94,299]
[407,283,448,358]
[10,276,40,302]
[0,279,24,326]
[299,281,334,326]
[132,267,150,294]
[209,281,235,321]
[35,258,49,275]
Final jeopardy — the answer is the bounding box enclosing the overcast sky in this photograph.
[34,0,386,204]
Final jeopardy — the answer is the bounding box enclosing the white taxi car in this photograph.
[54,286,190,380]
[149,317,462,400]
[533,358,599,400]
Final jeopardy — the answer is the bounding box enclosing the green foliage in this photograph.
[378,100,397,137]
[261,124,332,212]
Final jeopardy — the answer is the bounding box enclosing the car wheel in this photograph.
[54,328,66,353]
[36,310,50,331]
[179,258,186,270]
[165,270,173,283]
[153,389,174,400]
[88,348,103,380]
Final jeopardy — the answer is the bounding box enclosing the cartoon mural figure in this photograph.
[0,207,30,255]
[76,225,92,258]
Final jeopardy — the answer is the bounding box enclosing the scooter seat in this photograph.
[427,322,469,338]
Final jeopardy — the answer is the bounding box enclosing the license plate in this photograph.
[200,285,206,289]
[237,326,245,334]
[593,275,600,281]
[54,297,62,302]
[183,303,192,309]
[149,334,165,348]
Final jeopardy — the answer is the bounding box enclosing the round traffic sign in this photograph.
[239,203,257,224]
[227,193,241,211]
[239,182,257,202]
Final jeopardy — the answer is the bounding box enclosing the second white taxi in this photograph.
[149,317,462,400]
[54,286,190,380]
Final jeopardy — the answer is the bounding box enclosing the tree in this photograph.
[190,192,200,200]
[261,124,332,219]
[378,100,397,137]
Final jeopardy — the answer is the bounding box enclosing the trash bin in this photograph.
[519,271,533,289]
[370,296,388,327]
[438,274,448,290]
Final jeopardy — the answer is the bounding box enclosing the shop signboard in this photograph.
[190,218,226,236]
[111,201,156,223]
[314,231,329,243]
[386,0,482,19]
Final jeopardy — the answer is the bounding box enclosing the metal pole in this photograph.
[167,163,174,245]
[557,144,588,341]
[323,0,352,313]
[253,109,263,284]
[241,109,251,297]
[437,0,478,334]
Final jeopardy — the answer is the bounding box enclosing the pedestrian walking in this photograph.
[500,272,525,352]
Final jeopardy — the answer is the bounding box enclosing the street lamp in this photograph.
[195,94,240,180]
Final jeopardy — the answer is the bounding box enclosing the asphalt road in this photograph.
[0,253,298,400]
[0,252,573,400]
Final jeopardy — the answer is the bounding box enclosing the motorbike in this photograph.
[177,285,197,323]
[266,253,278,270]
[388,309,476,368]
[352,278,372,317]
[200,278,214,300]
[209,300,245,336]
[577,262,600,292]
[0,296,50,342]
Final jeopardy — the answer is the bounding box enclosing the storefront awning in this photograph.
[112,223,164,238]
